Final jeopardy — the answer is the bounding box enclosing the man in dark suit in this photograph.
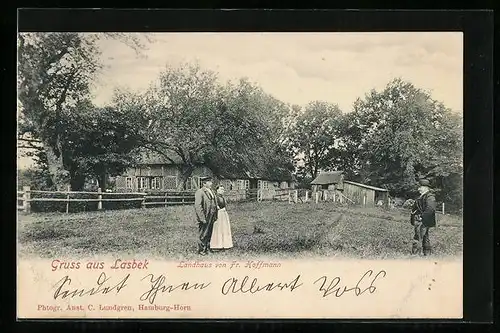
[194,177,218,255]
[410,179,437,256]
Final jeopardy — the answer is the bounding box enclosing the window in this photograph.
[126,177,133,189]
[245,180,249,189]
[151,177,162,190]
[262,181,269,190]
[237,180,245,190]
[185,177,193,190]
[137,177,149,190]
[221,180,232,191]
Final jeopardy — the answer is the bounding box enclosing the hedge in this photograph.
[29,192,143,213]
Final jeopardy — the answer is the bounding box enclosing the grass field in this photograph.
[17,201,463,260]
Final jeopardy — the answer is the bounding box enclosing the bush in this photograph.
[29,191,144,213]
[143,189,195,207]
[102,193,144,211]
[30,192,97,213]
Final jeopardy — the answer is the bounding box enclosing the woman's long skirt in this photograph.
[210,208,233,249]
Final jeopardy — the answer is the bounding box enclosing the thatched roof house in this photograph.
[115,148,295,192]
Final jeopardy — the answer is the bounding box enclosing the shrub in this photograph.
[29,191,144,213]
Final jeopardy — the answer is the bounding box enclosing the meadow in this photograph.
[17,201,463,260]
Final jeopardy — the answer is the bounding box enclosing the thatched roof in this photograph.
[310,171,344,185]
[134,148,183,165]
[211,158,294,182]
[134,148,294,182]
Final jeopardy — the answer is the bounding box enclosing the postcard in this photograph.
[17,31,463,319]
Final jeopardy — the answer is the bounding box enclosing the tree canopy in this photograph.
[113,63,294,189]
[288,101,343,179]
[17,32,149,190]
[340,78,462,204]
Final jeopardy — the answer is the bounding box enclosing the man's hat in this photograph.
[201,176,213,182]
[419,179,431,187]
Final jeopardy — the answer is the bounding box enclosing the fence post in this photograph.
[363,194,366,206]
[65,185,71,214]
[288,190,291,204]
[97,188,102,210]
[141,193,146,209]
[442,202,445,214]
[324,191,328,201]
[333,191,336,203]
[305,190,309,202]
[23,186,30,213]
[165,191,168,207]
[315,191,319,204]
[294,190,298,203]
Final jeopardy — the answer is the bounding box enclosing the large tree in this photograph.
[17,32,148,190]
[344,78,463,202]
[114,64,295,189]
[288,101,344,179]
[65,101,143,190]
[206,78,295,180]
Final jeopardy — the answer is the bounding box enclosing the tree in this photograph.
[207,78,295,180]
[288,101,343,179]
[345,78,463,200]
[65,102,144,190]
[17,32,149,190]
[113,62,224,189]
[115,65,295,189]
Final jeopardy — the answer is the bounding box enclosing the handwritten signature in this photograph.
[313,269,387,298]
[52,273,129,300]
[221,275,303,295]
[139,274,211,304]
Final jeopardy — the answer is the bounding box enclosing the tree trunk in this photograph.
[99,172,107,191]
[177,164,195,190]
[70,172,86,191]
[43,141,70,191]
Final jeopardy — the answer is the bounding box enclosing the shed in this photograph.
[310,171,344,191]
[342,180,389,207]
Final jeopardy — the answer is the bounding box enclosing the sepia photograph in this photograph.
[17,32,463,260]
[16,29,466,319]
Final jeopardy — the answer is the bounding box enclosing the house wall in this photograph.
[217,179,292,192]
[116,163,293,194]
[216,179,293,201]
[342,182,376,206]
[115,164,213,192]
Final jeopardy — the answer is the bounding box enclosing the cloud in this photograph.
[90,32,463,112]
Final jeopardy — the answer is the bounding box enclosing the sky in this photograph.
[92,32,463,113]
[18,32,463,169]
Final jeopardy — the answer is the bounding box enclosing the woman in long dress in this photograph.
[210,185,233,250]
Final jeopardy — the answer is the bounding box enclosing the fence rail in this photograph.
[17,186,197,214]
[18,186,445,215]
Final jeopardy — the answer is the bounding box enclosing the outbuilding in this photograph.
[310,171,344,192]
[342,180,389,207]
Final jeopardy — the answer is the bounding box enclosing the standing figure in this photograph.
[410,179,437,256]
[210,185,234,250]
[194,177,218,255]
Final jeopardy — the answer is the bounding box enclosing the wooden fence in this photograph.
[16,186,303,214]
[20,186,418,215]
[17,186,195,214]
